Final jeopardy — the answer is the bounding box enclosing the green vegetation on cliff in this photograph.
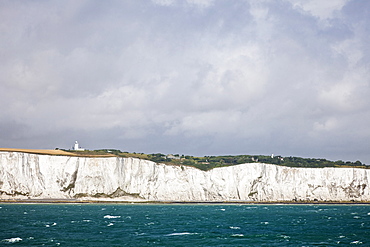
[64,149,368,171]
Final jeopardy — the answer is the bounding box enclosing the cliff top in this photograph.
[0,148,367,171]
[0,148,115,157]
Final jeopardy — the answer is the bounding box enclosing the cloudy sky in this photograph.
[1,0,369,163]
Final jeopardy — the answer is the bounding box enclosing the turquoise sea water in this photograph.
[1,204,369,246]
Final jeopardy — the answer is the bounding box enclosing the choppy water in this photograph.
[1,203,369,246]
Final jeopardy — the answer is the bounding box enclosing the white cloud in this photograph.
[151,0,175,6]
[331,39,363,67]
[249,3,269,20]
[318,82,356,112]
[189,44,269,110]
[151,0,214,8]
[313,117,339,132]
[186,0,214,8]
[317,66,369,114]
[165,110,243,136]
[286,0,350,19]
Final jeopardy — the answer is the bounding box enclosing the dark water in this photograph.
[1,204,369,246]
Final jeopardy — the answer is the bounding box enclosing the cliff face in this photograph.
[1,151,369,202]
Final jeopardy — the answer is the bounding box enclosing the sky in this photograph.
[1,0,370,163]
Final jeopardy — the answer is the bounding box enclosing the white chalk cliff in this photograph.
[1,151,369,202]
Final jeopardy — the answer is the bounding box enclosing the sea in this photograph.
[0,203,369,246]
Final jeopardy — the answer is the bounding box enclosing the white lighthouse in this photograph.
[73,141,85,151]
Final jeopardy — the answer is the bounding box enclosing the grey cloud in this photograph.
[1,0,369,164]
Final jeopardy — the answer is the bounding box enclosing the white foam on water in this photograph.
[83,219,91,222]
[229,226,240,229]
[166,232,196,236]
[2,237,22,243]
[231,234,244,237]
[261,221,269,225]
[354,216,361,219]
[279,234,290,239]
[107,223,114,226]
[220,209,226,211]
[350,240,363,244]
[339,235,346,238]
[104,215,121,219]
[45,222,57,227]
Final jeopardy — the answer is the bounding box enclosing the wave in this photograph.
[166,232,197,236]
[2,237,22,243]
[231,234,244,237]
[104,215,121,219]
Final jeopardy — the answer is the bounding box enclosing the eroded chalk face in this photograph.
[0,151,369,202]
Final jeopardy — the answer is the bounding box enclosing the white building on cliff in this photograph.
[73,141,85,151]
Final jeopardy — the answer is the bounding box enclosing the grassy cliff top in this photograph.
[58,149,370,171]
[0,148,115,157]
[0,148,367,171]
